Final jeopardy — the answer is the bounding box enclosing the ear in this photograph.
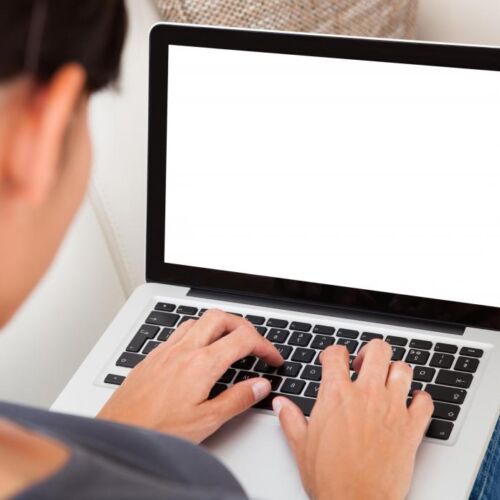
[5,64,86,205]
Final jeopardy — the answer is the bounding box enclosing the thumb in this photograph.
[273,396,308,462]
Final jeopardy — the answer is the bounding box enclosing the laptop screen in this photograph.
[164,44,500,309]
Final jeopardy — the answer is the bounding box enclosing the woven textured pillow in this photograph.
[155,0,418,40]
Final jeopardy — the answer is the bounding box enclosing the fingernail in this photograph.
[272,398,283,417]
[252,379,270,401]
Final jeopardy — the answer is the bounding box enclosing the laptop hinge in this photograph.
[187,287,466,336]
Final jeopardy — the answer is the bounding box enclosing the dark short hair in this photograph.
[0,0,127,92]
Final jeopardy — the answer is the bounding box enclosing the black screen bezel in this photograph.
[147,23,500,331]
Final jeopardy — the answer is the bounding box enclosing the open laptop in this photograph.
[52,24,500,500]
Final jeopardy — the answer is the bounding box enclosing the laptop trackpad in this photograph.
[203,410,307,500]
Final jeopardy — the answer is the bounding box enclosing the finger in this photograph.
[206,325,283,380]
[408,390,434,438]
[204,377,272,425]
[164,318,197,346]
[353,339,393,386]
[319,345,351,392]
[273,396,308,464]
[386,361,413,402]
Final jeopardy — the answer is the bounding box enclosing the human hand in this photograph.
[98,310,283,444]
[273,340,434,500]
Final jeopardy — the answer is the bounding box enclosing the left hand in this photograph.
[98,309,283,443]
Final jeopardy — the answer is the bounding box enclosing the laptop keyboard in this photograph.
[107,302,485,442]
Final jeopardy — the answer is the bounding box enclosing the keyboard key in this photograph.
[267,318,288,328]
[137,324,160,338]
[274,344,293,360]
[337,329,359,339]
[430,353,454,369]
[289,332,312,347]
[405,349,430,365]
[267,328,290,343]
[176,305,198,315]
[391,346,406,361]
[386,336,408,346]
[178,315,197,326]
[434,343,458,354]
[301,365,322,381]
[126,332,151,353]
[290,321,312,332]
[263,375,283,391]
[460,347,483,358]
[232,356,256,370]
[255,326,268,335]
[292,348,315,363]
[349,356,355,370]
[413,366,436,382]
[281,379,306,395]
[246,315,266,325]
[435,369,473,388]
[254,393,315,416]
[336,338,359,354]
[455,356,479,373]
[234,371,259,383]
[277,362,302,378]
[409,381,423,395]
[228,312,243,317]
[360,332,383,341]
[305,382,320,398]
[116,352,145,369]
[426,419,454,440]
[313,325,335,335]
[208,383,227,399]
[198,308,207,316]
[433,402,461,421]
[311,335,335,350]
[409,339,433,350]
[219,369,236,384]
[425,384,467,404]
[254,360,276,373]
[314,352,322,366]
[142,341,161,355]
[146,311,180,327]
[155,302,176,312]
[158,328,174,342]
[104,374,125,386]
[351,372,359,382]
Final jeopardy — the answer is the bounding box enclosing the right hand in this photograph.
[273,340,434,500]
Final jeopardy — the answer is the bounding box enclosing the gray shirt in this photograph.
[0,401,247,499]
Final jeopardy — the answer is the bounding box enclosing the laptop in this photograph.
[52,24,500,500]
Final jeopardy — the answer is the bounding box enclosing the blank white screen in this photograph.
[164,45,500,308]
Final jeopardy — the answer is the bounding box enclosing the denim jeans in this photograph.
[470,416,500,499]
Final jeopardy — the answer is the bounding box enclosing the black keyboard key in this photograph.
[426,419,454,440]
[155,302,176,312]
[290,321,312,332]
[234,371,259,383]
[391,346,406,361]
[178,315,197,326]
[255,326,268,335]
[360,332,383,341]
[301,365,322,381]
[219,369,236,384]
[104,374,125,386]
[337,329,359,339]
[254,360,276,373]
[313,325,335,335]
[267,318,288,328]
[351,372,359,382]
[349,356,355,370]
[434,343,458,354]
[314,352,322,366]
[142,341,161,355]
[254,393,315,416]
[460,347,483,358]
[208,383,227,399]
[409,381,423,395]
[386,336,408,346]
[116,352,145,369]
[292,348,315,364]
[198,308,207,316]
[176,305,198,315]
[146,311,180,327]
[277,362,302,377]
[263,375,283,391]
[311,335,335,350]
[405,349,430,365]
[126,332,150,353]
[305,382,320,398]
[274,344,293,360]
[433,402,461,421]
[281,378,306,395]
[289,332,312,347]
[430,353,454,369]
[455,356,479,373]
[246,315,266,325]
[425,384,467,404]
[228,312,243,317]
[435,369,473,388]
[336,338,359,354]
[413,366,436,382]
[232,356,256,370]
[267,328,290,343]
[409,339,433,350]
[158,328,174,342]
